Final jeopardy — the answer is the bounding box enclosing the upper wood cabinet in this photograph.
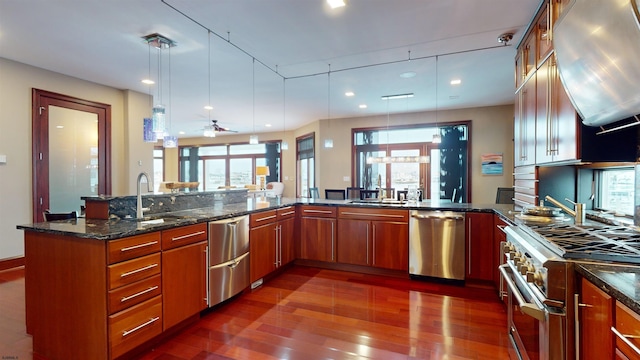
[535,53,578,164]
[515,74,537,167]
[536,3,553,65]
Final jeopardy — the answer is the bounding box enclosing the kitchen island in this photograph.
[18,195,512,360]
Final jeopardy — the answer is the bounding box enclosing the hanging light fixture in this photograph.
[432,55,442,144]
[142,33,177,148]
[324,65,334,148]
[249,58,259,145]
[143,41,157,143]
[203,30,216,138]
[281,77,288,150]
[366,93,429,164]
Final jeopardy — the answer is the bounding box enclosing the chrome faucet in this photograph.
[544,195,585,224]
[136,172,152,219]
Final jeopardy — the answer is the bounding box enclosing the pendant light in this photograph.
[143,40,157,143]
[324,65,333,148]
[281,77,288,150]
[249,58,259,145]
[432,55,442,144]
[203,30,216,138]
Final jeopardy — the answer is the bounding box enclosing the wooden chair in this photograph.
[346,187,363,200]
[360,189,379,199]
[308,187,320,199]
[378,187,395,199]
[43,210,78,221]
[325,189,346,200]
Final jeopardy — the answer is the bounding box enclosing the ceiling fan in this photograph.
[203,119,237,137]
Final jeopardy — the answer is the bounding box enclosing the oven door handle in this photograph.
[499,264,546,321]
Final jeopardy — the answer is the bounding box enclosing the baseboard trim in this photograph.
[0,256,25,271]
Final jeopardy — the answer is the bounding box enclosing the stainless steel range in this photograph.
[500,221,640,360]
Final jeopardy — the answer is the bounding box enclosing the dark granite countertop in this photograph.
[17,197,514,240]
[576,262,640,314]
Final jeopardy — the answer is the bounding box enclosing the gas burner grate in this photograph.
[524,223,640,264]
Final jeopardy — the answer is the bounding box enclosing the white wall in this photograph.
[0,58,150,260]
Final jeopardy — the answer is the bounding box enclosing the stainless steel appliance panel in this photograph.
[208,215,249,264]
[409,210,465,280]
[208,252,249,306]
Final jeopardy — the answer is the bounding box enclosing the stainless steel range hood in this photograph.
[553,0,640,127]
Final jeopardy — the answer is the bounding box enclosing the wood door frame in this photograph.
[32,89,111,222]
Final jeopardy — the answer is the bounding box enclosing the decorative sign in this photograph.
[481,153,503,175]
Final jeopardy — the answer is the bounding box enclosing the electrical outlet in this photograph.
[343,176,350,182]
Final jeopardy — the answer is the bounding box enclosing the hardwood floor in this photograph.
[0,265,509,359]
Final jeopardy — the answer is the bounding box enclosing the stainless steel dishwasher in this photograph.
[208,215,250,307]
[409,210,466,280]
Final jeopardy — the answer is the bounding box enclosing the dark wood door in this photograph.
[337,219,370,266]
[162,241,207,330]
[32,89,111,222]
[279,217,295,266]
[580,277,614,360]
[299,217,335,262]
[250,223,277,282]
[466,212,494,281]
[371,221,408,271]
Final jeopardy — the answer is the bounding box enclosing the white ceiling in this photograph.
[0,0,540,138]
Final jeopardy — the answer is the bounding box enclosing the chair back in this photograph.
[325,189,346,200]
[43,210,78,221]
[378,187,395,199]
[360,189,379,199]
[266,182,284,197]
[346,187,363,200]
[308,187,320,199]
[496,187,515,204]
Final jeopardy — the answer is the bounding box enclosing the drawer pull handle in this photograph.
[120,286,159,303]
[342,212,405,218]
[172,230,206,242]
[120,241,158,252]
[280,211,296,216]
[612,326,640,355]
[255,215,277,222]
[304,209,332,214]
[120,263,158,278]
[122,317,160,337]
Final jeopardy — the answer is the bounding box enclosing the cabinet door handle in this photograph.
[120,263,158,278]
[120,241,158,252]
[612,326,640,356]
[331,221,335,261]
[304,209,333,214]
[366,224,370,265]
[255,215,277,222]
[171,230,206,242]
[121,286,159,303]
[468,217,472,274]
[122,317,160,337]
[341,211,405,219]
[274,226,279,267]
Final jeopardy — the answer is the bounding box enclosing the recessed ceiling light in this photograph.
[359,104,367,109]
[265,124,272,127]
[327,0,346,9]
[179,131,186,135]
[204,105,213,110]
[345,91,355,97]
[400,71,416,78]
[450,79,462,85]
[141,79,155,85]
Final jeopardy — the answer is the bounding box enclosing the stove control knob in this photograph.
[526,271,543,286]
[503,242,514,253]
[519,263,532,275]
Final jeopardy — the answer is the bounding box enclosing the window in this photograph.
[596,168,634,216]
[153,147,164,192]
[296,134,315,198]
[179,142,281,191]
[352,124,469,202]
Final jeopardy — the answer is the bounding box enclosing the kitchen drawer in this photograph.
[514,179,537,196]
[250,210,277,227]
[513,165,537,180]
[300,205,336,218]
[614,302,640,359]
[277,206,296,220]
[338,207,408,222]
[108,232,161,264]
[109,295,162,359]
[514,192,538,208]
[161,223,207,250]
[108,253,161,290]
[108,274,161,314]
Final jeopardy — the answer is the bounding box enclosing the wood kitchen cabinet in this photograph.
[465,212,494,282]
[299,205,336,262]
[161,223,208,330]
[337,207,408,271]
[514,74,537,167]
[578,277,614,360]
[250,207,296,283]
[493,215,509,301]
[614,302,640,359]
[535,53,578,165]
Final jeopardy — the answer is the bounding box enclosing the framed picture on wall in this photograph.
[481,153,503,175]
